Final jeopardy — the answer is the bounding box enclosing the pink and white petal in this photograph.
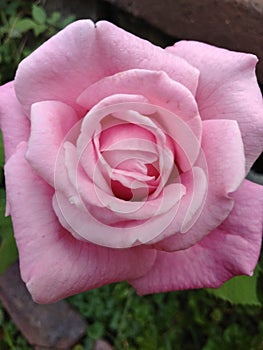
[101,111,175,200]
[155,119,245,251]
[78,69,202,172]
[0,82,30,161]
[151,106,201,172]
[102,142,158,168]
[53,179,186,245]
[4,142,157,303]
[148,166,207,245]
[15,20,199,117]
[80,96,178,190]
[79,94,156,145]
[95,122,159,193]
[64,140,185,222]
[77,94,157,182]
[167,41,263,171]
[130,179,263,294]
[26,101,79,186]
[99,122,156,150]
[77,69,200,126]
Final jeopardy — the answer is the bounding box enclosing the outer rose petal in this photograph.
[26,101,79,186]
[0,82,29,161]
[4,142,157,303]
[167,41,263,171]
[129,180,263,294]
[14,20,199,117]
[155,119,245,251]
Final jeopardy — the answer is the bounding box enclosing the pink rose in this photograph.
[1,20,263,303]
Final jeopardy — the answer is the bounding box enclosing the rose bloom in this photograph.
[0,20,263,304]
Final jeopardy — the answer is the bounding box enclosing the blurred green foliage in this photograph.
[0,0,75,84]
[0,188,18,275]
[68,284,263,350]
[0,132,18,274]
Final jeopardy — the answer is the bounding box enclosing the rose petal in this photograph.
[167,41,263,171]
[0,82,29,161]
[148,166,208,245]
[77,94,173,193]
[77,68,200,128]
[78,69,202,172]
[26,101,79,186]
[63,141,183,220]
[53,176,186,248]
[94,122,160,198]
[99,122,155,150]
[4,142,157,303]
[155,119,245,251]
[130,179,263,294]
[151,105,201,172]
[14,20,199,117]
[102,142,158,168]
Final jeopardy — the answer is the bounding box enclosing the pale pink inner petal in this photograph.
[102,146,158,169]
[91,121,161,199]
[149,166,208,245]
[62,141,185,222]
[108,109,175,199]
[75,94,177,202]
[55,137,189,246]
[52,179,186,248]
[100,122,156,148]
[76,94,156,182]
[77,68,202,170]
[150,108,201,172]
[77,69,200,124]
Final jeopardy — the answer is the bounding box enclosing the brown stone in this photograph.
[105,0,263,83]
[0,262,87,349]
[93,339,113,350]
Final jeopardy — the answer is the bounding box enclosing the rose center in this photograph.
[110,159,160,201]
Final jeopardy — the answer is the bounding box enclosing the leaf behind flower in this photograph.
[206,267,261,306]
[0,188,18,275]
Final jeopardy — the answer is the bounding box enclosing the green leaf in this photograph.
[206,267,261,306]
[0,188,18,275]
[87,322,105,340]
[255,260,263,304]
[47,11,61,26]
[33,23,47,37]
[32,4,47,25]
[14,18,36,34]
